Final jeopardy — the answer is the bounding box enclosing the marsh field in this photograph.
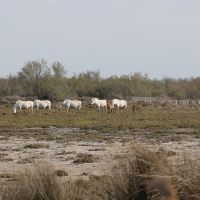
[0,99,200,199]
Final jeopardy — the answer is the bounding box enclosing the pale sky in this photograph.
[1,0,200,80]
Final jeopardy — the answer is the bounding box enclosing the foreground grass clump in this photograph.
[0,162,90,200]
[24,143,50,149]
[86,142,178,200]
[55,170,69,177]
[74,153,95,164]
[1,143,200,199]
[0,173,15,178]
[89,142,200,200]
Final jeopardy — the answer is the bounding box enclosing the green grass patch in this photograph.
[0,103,200,135]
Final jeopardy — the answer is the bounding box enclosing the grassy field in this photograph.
[1,101,200,133]
[0,100,200,199]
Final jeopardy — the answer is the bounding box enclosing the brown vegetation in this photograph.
[0,142,200,199]
[0,97,200,199]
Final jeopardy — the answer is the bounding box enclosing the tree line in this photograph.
[1,59,200,100]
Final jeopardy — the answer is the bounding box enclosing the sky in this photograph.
[1,0,200,80]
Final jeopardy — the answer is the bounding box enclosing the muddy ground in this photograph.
[0,127,200,180]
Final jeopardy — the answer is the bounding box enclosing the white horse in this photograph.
[58,99,82,113]
[91,98,107,113]
[111,99,127,113]
[33,100,51,111]
[12,100,33,113]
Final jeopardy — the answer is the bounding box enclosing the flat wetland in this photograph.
[1,101,200,180]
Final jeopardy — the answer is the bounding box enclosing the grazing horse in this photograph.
[132,104,139,111]
[91,98,107,113]
[12,100,33,113]
[33,100,51,111]
[111,99,127,113]
[107,101,114,113]
[58,99,81,113]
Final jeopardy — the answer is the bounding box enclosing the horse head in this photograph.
[58,103,63,111]
[111,99,117,106]
[91,98,97,105]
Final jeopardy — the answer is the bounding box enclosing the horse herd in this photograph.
[12,98,139,114]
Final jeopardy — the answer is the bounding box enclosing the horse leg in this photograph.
[46,106,49,111]
[76,106,80,114]
[121,105,125,112]
[95,105,99,113]
[28,107,31,112]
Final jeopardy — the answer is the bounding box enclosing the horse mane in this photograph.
[62,99,69,105]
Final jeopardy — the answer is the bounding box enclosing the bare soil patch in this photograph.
[0,127,200,181]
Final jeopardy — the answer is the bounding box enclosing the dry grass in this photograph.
[0,173,15,178]
[55,170,69,177]
[83,142,200,200]
[74,153,95,164]
[1,101,200,199]
[17,157,35,164]
[24,143,50,149]
[86,142,178,200]
[0,142,200,199]
[0,162,90,200]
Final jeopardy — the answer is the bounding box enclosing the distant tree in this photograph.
[3,59,200,101]
[150,79,165,97]
[18,58,50,97]
[68,70,101,97]
[49,61,69,99]
[0,78,9,96]
[8,74,21,96]
[95,78,112,99]
[118,72,151,97]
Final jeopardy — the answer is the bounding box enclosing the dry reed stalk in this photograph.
[1,143,200,199]
[87,142,178,200]
[0,161,91,200]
